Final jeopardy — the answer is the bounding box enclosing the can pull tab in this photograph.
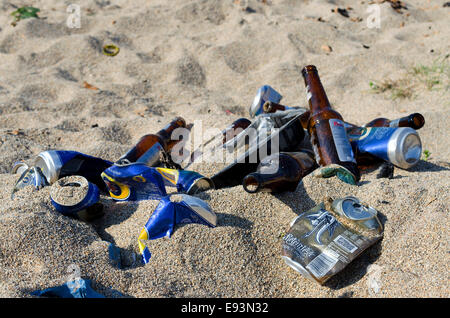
[333,196,377,221]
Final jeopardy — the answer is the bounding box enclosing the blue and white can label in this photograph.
[138,194,217,263]
[101,163,167,201]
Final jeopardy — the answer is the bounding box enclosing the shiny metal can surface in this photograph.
[155,167,214,195]
[35,150,76,184]
[249,85,282,118]
[35,150,112,191]
[347,127,422,169]
[281,197,383,284]
[138,194,217,263]
[11,166,48,199]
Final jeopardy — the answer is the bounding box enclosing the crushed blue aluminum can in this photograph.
[347,127,422,169]
[249,85,282,118]
[101,163,168,201]
[31,278,106,298]
[50,175,100,217]
[11,165,49,199]
[138,194,217,264]
[155,167,214,195]
[35,150,112,191]
[101,163,213,201]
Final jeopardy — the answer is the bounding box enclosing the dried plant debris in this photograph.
[369,78,414,100]
[321,45,332,53]
[372,0,407,13]
[369,56,449,99]
[387,0,408,11]
[331,6,361,21]
[83,81,99,91]
[332,7,350,18]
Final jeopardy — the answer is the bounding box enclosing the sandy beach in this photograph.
[0,0,448,298]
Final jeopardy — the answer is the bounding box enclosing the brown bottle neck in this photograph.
[243,152,314,193]
[117,117,186,164]
[364,113,425,129]
[286,151,316,171]
[156,117,186,142]
[302,65,332,115]
[299,111,310,129]
[263,101,288,113]
[398,113,425,129]
[229,118,251,130]
[222,118,251,143]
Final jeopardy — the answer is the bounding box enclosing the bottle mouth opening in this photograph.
[411,113,425,130]
[301,65,317,75]
[263,101,272,112]
[242,175,261,193]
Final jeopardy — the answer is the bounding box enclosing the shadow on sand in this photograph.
[407,160,450,173]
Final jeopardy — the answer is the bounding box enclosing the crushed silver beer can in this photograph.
[282,196,383,285]
[11,166,49,199]
[347,127,422,169]
[249,85,283,118]
[212,109,308,189]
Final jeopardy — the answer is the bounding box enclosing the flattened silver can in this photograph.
[281,197,383,285]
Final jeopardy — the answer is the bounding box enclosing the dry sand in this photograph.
[0,0,449,298]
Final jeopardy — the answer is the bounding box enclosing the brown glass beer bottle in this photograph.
[116,117,186,166]
[222,118,252,144]
[242,150,317,193]
[301,65,360,184]
[364,113,425,130]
